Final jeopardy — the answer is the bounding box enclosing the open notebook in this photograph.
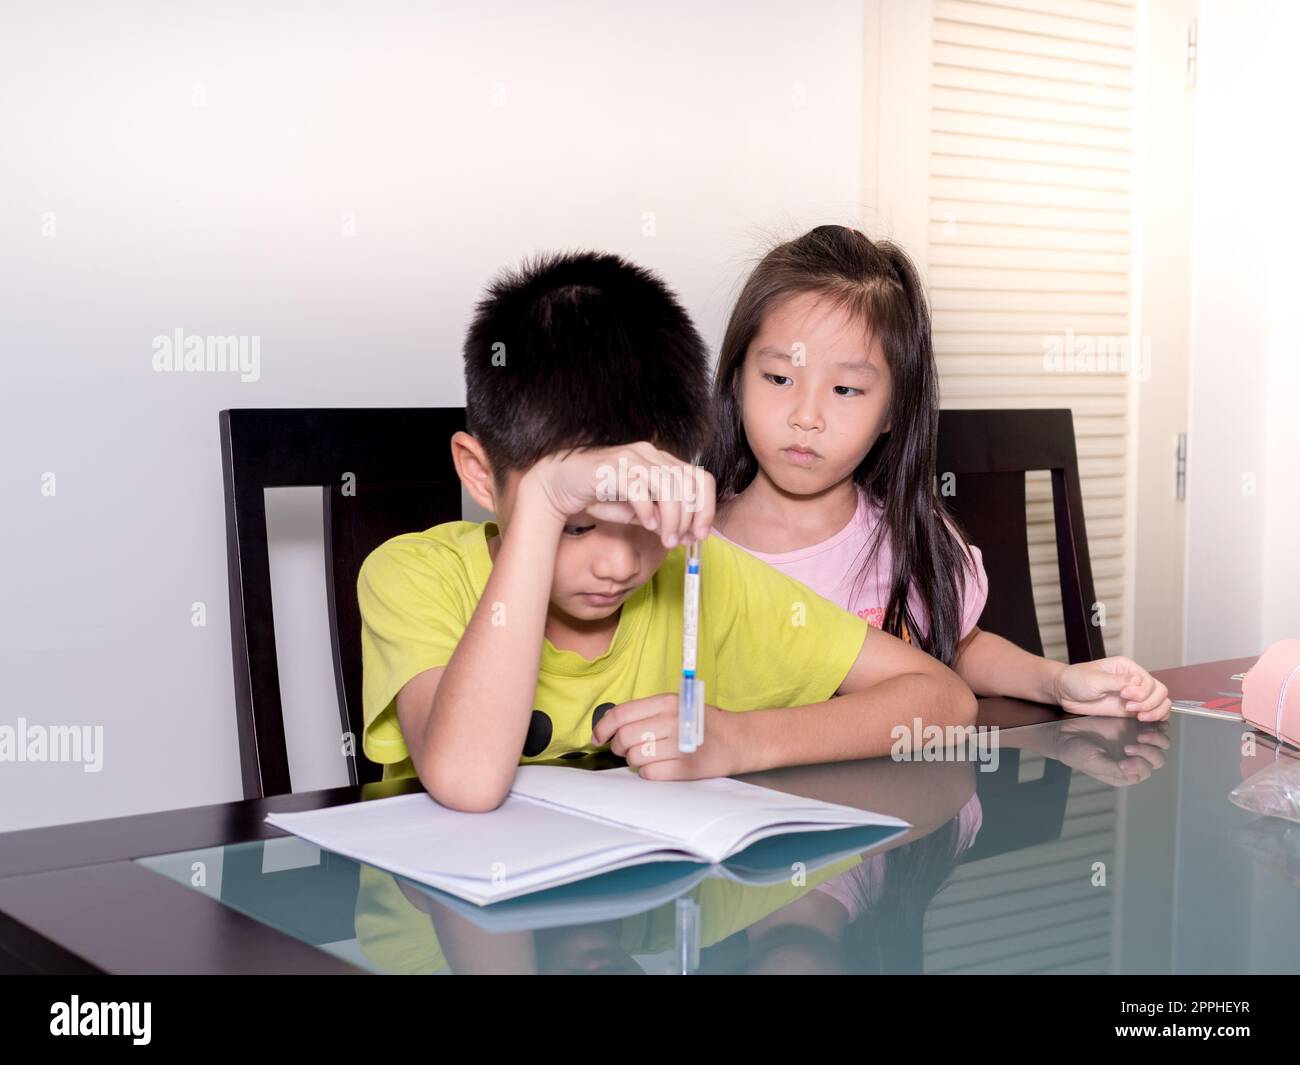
[265,765,910,905]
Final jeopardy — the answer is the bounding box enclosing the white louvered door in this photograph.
[925,0,1137,977]
[868,0,1140,663]
[928,0,1137,663]
[864,0,1165,977]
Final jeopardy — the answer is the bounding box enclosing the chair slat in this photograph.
[221,408,465,799]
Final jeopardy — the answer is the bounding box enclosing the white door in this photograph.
[865,0,1198,669]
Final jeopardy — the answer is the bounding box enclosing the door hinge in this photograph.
[1176,432,1187,500]
[1187,19,1198,88]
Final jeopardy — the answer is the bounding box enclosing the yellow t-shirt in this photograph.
[356,521,870,780]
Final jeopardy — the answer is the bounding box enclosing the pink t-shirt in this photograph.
[714,486,989,645]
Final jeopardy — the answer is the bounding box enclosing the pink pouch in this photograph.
[1242,639,1300,750]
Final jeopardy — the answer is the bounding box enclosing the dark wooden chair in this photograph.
[936,408,1105,664]
[220,408,465,799]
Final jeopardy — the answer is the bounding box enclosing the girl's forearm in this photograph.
[954,629,1065,704]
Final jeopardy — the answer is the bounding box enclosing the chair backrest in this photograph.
[936,408,1105,664]
[220,407,465,799]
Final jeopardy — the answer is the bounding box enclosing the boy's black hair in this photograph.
[463,251,710,483]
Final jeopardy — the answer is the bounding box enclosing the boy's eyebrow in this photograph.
[755,345,879,377]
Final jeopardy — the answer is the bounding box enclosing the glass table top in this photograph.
[134,712,1300,974]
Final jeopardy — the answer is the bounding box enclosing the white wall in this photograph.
[1184,0,1300,663]
[0,1,867,832]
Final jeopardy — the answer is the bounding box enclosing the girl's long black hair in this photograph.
[702,224,978,667]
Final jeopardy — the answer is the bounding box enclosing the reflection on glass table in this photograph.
[135,712,1300,974]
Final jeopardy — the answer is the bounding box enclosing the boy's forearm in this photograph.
[421,486,563,807]
[954,630,1064,705]
[730,672,977,774]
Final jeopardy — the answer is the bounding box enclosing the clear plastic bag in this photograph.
[1230,758,1300,824]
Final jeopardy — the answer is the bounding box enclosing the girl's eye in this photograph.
[763,373,792,387]
[833,385,864,397]
[563,523,595,537]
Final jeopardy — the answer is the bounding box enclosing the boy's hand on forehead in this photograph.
[519,440,715,550]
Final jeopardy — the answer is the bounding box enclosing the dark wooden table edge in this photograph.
[0,860,367,974]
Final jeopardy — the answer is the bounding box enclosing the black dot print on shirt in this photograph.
[591,702,616,732]
[522,709,553,757]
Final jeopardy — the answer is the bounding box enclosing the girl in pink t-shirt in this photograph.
[704,225,1171,721]
[716,479,988,647]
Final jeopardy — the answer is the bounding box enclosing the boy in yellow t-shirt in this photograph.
[357,251,975,811]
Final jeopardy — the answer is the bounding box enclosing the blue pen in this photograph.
[678,538,704,752]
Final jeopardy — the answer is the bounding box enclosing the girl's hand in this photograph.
[1052,656,1171,722]
[591,693,740,780]
[519,440,714,549]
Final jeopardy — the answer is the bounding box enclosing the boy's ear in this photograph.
[450,431,498,513]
